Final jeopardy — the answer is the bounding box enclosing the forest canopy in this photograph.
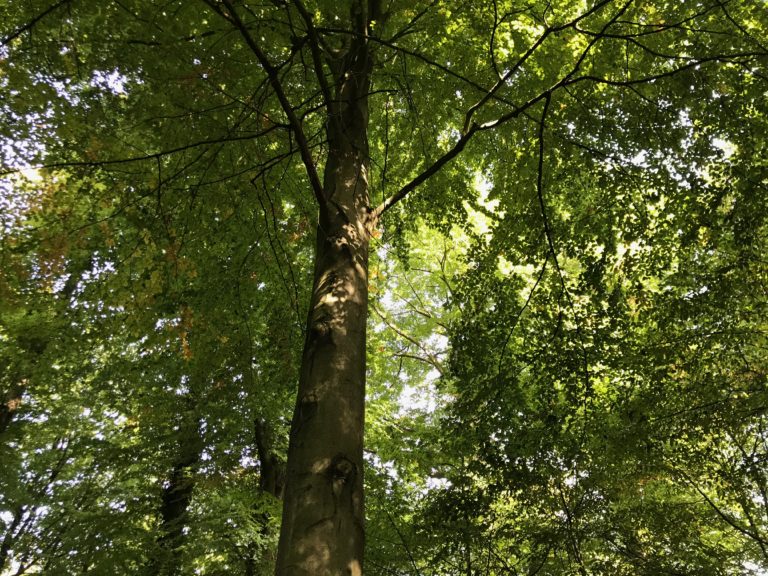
[1,1,767,575]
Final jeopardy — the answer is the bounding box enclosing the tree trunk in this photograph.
[255,418,286,500]
[245,419,286,576]
[151,410,202,575]
[275,8,373,572]
[0,505,24,574]
[0,380,23,437]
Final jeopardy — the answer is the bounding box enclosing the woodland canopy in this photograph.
[1,1,768,575]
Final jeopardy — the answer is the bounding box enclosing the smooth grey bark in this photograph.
[275,4,373,573]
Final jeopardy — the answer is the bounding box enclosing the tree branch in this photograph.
[318,27,513,106]
[567,51,766,89]
[372,1,632,219]
[534,92,591,414]
[292,0,335,116]
[462,0,615,134]
[371,123,478,219]
[1,0,72,47]
[204,0,326,208]
[1,126,286,175]
[372,305,444,376]
[675,467,768,550]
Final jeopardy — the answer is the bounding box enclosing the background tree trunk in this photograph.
[151,409,202,575]
[0,380,23,437]
[245,419,286,576]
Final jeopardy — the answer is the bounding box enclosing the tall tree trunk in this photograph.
[276,5,373,572]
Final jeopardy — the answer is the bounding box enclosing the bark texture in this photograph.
[276,4,373,573]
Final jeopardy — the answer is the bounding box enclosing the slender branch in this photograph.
[371,123,478,219]
[535,94,557,265]
[535,93,591,413]
[0,126,285,175]
[254,169,304,330]
[383,507,421,576]
[576,1,725,41]
[720,1,768,52]
[0,506,25,574]
[462,0,615,134]
[489,0,502,78]
[372,305,444,375]
[556,483,588,576]
[479,0,633,133]
[370,79,545,219]
[292,0,335,115]
[724,430,768,559]
[318,27,512,105]
[568,51,766,89]
[204,0,326,208]
[675,467,768,550]
[1,0,72,47]
[387,0,438,43]
[399,276,448,329]
[373,1,633,218]
[497,254,549,378]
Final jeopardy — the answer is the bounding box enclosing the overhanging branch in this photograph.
[1,0,72,47]
[1,126,286,175]
[372,0,632,219]
[462,0,615,135]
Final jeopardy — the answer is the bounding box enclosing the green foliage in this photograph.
[1,0,767,574]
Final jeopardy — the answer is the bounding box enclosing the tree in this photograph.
[1,1,767,574]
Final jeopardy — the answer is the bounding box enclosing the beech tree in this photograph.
[1,1,767,575]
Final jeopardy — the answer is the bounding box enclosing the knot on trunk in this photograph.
[294,393,318,434]
[329,454,356,496]
[310,316,332,339]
